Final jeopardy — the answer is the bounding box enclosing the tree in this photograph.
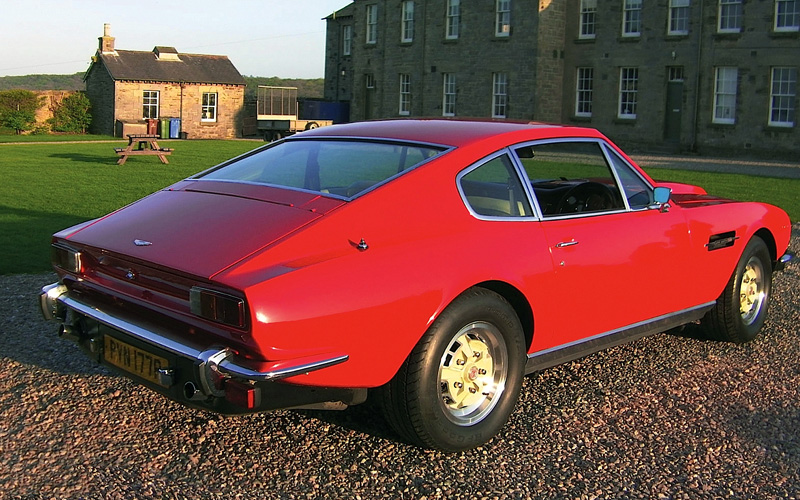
[0,89,40,134]
[49,92,92,133]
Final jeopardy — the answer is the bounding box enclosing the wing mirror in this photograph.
[650,186,672,212]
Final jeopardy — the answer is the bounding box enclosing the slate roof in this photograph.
[92,48,246,86]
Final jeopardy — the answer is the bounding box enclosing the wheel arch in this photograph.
[474,280,534,351]
[753,227,778,267]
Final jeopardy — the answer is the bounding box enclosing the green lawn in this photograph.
[0,139,260,274]
[0,139,797,275]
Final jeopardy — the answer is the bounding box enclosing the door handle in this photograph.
[555,240,579,248]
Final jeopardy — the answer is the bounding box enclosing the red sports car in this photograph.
[41,120,793,451]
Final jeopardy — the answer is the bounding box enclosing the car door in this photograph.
[513,140,698,352]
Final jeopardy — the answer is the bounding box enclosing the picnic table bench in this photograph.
[115,134,172,165]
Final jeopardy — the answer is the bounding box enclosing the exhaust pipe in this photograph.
[183,381,206,401]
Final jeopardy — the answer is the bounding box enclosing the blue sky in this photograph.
[0,0,350,78]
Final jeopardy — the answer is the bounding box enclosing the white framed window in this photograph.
[618,67,638,118]
[575,68,594,117]
[496,0,511,37]
[399,74,411,115]
[769,67,797,127]
[446,0,460,39]
[366,4,378,44]
[492,73,508,118]
[775,0,800,31]
[142,90,159,119]
[401,1,415,43]
[343,25,352,55]
[365,74,375,89]
[443,74,456,116]
[201,92,218,122]
[668,66,685,82]
[713,67,738,124]
[580,0,597,39]
[718,0,742,33]
[669,0,690,34]
[623,0,642,37]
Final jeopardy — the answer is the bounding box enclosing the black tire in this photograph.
[379,287,526,451]
[700,236,773,343]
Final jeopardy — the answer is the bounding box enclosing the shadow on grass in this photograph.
[49,152,119,165]
[0,204,88,275]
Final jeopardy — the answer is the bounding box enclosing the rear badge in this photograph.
[134,239,153,247]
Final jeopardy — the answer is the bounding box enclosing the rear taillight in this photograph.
[190,287,246,329]
[52,243,82,273]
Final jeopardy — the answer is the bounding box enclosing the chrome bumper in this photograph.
[39,283,348,385]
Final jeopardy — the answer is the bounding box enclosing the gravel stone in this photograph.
[0,226,798,499]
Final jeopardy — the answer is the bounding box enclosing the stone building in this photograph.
[84,25,246,139]
[324,0,799,156]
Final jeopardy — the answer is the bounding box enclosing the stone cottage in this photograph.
[84,24,246,139]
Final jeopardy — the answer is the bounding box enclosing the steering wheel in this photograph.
[556,182,616,214]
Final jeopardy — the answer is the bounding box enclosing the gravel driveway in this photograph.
[1,227,798,500]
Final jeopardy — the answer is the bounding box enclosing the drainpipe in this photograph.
[690,0,705,152]
[179,82,184,138]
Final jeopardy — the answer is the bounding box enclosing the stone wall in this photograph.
[112,81,244,139]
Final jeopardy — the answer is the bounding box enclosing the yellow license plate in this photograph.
[104,335,169,387]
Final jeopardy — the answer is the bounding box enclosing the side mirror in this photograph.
[650,186,672,212]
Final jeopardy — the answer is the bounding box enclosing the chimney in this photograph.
[99,23,117,55]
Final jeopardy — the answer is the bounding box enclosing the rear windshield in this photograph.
[197,139,445,198]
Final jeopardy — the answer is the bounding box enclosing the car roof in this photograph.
[294,119,604,148]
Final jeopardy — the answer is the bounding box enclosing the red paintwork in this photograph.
[53,120,793,389]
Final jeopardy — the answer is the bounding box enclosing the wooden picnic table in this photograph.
[115,134,172,165]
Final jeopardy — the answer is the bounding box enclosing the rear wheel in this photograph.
[701,236,773,343]
[380,288,525,451]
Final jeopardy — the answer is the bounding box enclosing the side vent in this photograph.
[706,231,738,251]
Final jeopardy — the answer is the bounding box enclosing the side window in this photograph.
[460,154,533,218]
[515,141,625,217]
[605,148,653,208]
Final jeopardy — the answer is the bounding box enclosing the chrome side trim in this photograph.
[525,302,715,374]
[54,293,348,382]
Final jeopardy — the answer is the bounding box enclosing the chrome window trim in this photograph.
[456,148,541,222]
[507,137,657,220]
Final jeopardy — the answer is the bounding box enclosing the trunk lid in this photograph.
[65,181,345,278]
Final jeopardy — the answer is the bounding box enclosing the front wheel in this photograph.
[701,236,773,343]
[379,288,525,451]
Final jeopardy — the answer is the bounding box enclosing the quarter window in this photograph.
[718,0,742,33]
[459,154,532,218]
[576,67,594,117]
[618,67,638,119]
[443,73,456,117]
[492,73,508,118]
[399,74,411,116]
[496,0,511,37]
[366,4,378,44]
[769,67,797,127]
[623,0,642,37]
[713,67,738,124]
[580,0,597,39]
[142,90,159,119]
[775,0,800,31]
[202,92,217,122]
[446,0,460,39]
[401,1,415,42]
[669,0,690,35]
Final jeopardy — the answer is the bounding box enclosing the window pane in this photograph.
[201,140,444,198]
[770,67,797,126]
[713,67,738,124]
[576,67,593,117]
[460,154,532,217]
[519,141,625,217]
[618,67,638,118]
